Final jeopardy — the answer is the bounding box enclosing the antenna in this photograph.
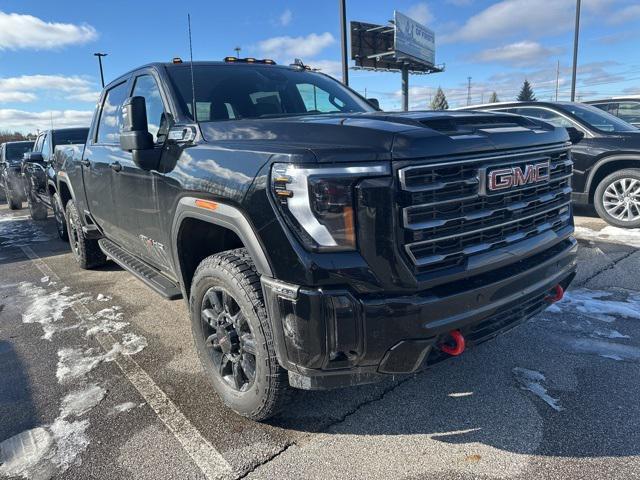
[187,14,197,123]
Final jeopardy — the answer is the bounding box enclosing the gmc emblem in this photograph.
[487,161,550,192]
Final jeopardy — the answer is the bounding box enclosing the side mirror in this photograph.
[565,126,584,144]
[367,98,380,110]
[24,151,44,163]
[120,96,154,152]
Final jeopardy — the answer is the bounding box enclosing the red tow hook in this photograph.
[545,284,564,303]
[439,330,466,356]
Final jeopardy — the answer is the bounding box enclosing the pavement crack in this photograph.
[236,442,296,479]
[576,248,636,287]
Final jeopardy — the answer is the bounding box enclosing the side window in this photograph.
[132,75,166,142]
[96,81,130,144]
[515,108,575,128]
[296,84,346,113]
[33,134,44,153]
[616,102,640,125]
[41,134,51,161]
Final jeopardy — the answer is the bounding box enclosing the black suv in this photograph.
[459,101,640,228]
[0,140,33,209]
[22,128,89,238]
[59,59,577,420]
[587,98,640,128]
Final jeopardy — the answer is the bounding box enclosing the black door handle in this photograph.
[80,159,90,167]
[110,162,122,172]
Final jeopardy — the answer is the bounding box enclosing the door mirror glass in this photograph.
[367,98,380,110]
[120,96,154,152]
[565,126,584,144]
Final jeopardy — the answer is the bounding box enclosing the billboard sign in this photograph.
[394,10,435,67]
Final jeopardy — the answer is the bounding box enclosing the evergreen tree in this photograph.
[517,80,536,101]
[430,87,449,110]
[488,91,499,103]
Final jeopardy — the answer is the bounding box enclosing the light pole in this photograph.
[234,46,241,58]
[339,0,349,86]
[94,53,107,88]
[570,0,581,102]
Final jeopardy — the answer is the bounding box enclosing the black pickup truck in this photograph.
[58,58,577,420]
[1,140,34,209]
[22,127,89,238]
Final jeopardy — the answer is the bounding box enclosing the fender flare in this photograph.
[585,154,640,196]
[171,196,273,281]
[55,172,78,206]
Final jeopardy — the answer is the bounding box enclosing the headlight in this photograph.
[271,163,389,251]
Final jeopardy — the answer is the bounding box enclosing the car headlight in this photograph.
[270,163,389,251]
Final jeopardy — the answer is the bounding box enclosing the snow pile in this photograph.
[574,225,640,248]
[0,215,51,247]
[60,384,107,418]
[546,288,640,323]
[513,367,563,411]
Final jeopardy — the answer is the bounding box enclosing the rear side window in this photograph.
[53,129,89,146]
[96,81,129,144]
[617,102,640,125]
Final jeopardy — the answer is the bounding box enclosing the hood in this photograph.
[199,111,570,163]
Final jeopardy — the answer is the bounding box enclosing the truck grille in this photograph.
[397,145,573,276]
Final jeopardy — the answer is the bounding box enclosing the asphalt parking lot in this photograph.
[1,202,640,480]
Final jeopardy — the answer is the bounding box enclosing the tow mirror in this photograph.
[120,96,154,152]
[565,126,584,144]
[367,98,380,110]
[24,151,44,163]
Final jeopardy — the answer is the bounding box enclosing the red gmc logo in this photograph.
[488,162,550,192]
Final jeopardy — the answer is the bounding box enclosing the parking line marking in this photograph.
[20,245,233,480]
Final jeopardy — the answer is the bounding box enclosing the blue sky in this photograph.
[1,0,639,132]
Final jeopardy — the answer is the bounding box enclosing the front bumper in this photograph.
[262,237,577,390]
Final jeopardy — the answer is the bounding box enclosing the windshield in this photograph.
[166,64,374,122]
[6,142,34,161]
[53,128,89,146]
[559,103,638,133]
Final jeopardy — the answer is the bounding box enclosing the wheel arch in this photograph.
[171,197,273,299]
[586,155,640,203]
[56,175,77,209]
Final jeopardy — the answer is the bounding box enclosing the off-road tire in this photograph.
[5,183,22,210]
[52,192,68,241]
[190,248,291,421]
[65,199,107,269]
[27,193,47,220]
[594,168,640,229]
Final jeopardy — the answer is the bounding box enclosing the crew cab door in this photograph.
[110,71,169,270]
[82,79,131,235]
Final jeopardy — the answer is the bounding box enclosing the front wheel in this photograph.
[189,248,291,421]
[594,169,640,228]
[65,199,106,269]
[27,193,47,220]
[52,192,68,241]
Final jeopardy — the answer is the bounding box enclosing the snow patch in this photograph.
[568,338,640,362]
[548,288,640,323]
[84,306,127,337]
[0,215,51,247]
[575,225,640,248]
[40,276,49,283]
[60,384,106,418]
[96,294,111,302]
[113,401,137,413]
[513,367,563,412]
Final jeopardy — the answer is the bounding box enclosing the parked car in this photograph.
[58,58,576,420]
[0,140,34,209]
[22,128,89,239]
[586,98,640,128]
[458,101,640,228]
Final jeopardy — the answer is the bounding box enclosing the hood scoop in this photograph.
[418,114,548,136]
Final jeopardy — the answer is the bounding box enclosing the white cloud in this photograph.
[258,32,335,61]
[446,0,473,5]
[475,41,563,67]
[308,60,342,78]
[0,11,97,50]
[0,91,36,103]
[0,109,93,133]
[405,3,434,25]
[442,0,612,43]
[607,4,640,25]
[279,9,293,26]
[67,91,101,103]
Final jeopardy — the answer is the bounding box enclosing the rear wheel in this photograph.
[27,193,47,220]
[52,192,68,241]
[594,169,640,228]
[190,248,291,421]
[65,199,106,269]
[5,183,22,210]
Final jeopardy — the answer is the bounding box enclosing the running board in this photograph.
[98,239,182,300]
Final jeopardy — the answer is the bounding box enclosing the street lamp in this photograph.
[94,53,107,88]
[570,0,581,102]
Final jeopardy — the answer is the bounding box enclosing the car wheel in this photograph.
[65,199,107,269]
[52,192,68,241]
[5,183,22,210]
[27,193,48,220]
[190,248,291,421]
[594,169,640,229]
